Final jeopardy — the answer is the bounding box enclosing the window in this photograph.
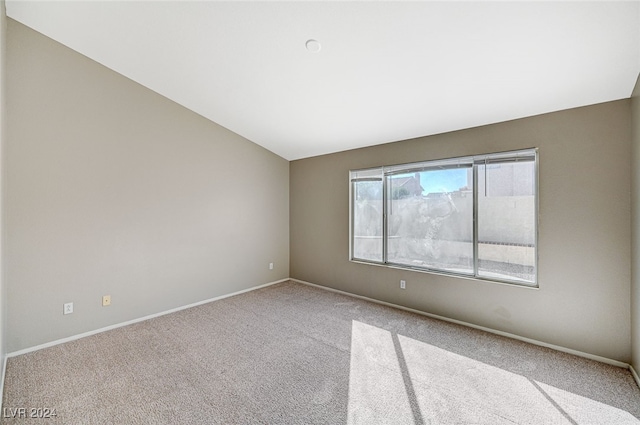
[350,149,537,286]
[351,168,383,262]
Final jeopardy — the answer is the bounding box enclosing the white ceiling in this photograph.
[6,1,640,160]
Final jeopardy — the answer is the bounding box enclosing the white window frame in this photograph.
[349,148,538,287]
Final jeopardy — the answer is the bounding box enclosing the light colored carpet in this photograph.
[2,280,639,424]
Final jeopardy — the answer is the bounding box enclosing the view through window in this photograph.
[350,149,537,286]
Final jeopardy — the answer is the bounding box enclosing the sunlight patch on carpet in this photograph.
[347,319,640,425]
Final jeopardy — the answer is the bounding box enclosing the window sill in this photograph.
[349,258,539,289]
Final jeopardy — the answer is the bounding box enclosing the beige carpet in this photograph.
[2,280,639,424]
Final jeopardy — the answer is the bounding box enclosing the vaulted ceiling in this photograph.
[6,1,640,160]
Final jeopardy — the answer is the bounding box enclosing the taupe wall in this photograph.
[5,20,289,353]
[291,100,632,362]
[0,0,6,371]
[632,73,640,372]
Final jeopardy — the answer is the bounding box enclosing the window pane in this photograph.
[386,168,473,274]
[477,160,536,283]
[352,177,383,262]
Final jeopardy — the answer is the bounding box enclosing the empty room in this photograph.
[0,1,640,424]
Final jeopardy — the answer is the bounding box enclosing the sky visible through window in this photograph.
[417,169,468,194]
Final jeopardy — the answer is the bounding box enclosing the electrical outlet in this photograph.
[400,280,406,289]
[269,262,274,270]
[102,295,111,306]
[63,302,73,315]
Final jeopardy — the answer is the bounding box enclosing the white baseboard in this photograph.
[7,276,636,383]
[631,364,640,389]
[0,354,6,412]
[7,278,289,358]
[291,278,630,370]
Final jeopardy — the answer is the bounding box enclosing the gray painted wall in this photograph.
[632,73,640,372]
[291,100,632,362]
[5,20,289,353]
[0,0,6,378]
